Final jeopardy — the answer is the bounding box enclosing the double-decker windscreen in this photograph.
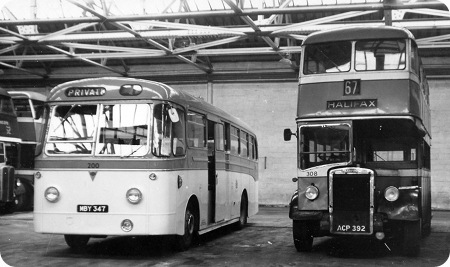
[303,39,407,75]
[45,102,185,157]
[299,124,350,169]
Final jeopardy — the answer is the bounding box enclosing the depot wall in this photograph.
[172,80,450,209]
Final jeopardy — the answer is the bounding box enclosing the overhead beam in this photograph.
[45,45,128,76]
[66,0,212,73]
[0,2,444,26]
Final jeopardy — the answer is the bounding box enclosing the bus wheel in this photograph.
[174,203,197,251]
[2,201,15,214]
[235,193,248,230]
[64,235,90,251]
[15,183,31,211]
[293,220,313,252]
[402,220,421,257]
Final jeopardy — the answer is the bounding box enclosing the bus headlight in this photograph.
[384,186,399,202]
[305,185,319,200]
[45,187,60,203]
[126,188,142,204]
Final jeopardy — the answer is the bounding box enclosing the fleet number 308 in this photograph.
[306,171,317,176]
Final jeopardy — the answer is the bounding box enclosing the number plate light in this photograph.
[121,219,133,232]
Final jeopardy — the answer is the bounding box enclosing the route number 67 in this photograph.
[343,79,361,95]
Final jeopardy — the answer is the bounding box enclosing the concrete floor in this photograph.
[0,206,449,267]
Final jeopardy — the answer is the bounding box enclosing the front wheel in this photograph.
[64,235,90,251]
[402,220,421,257]
[293,220,313,252]
[174,202,197,251]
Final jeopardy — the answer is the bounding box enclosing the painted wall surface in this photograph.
[428,80,450,210]
[173,80,450,210]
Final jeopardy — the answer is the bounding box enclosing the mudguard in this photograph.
[378,187,420,221]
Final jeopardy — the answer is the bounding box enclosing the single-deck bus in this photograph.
[284,26,431,256]
[34,77,258,251]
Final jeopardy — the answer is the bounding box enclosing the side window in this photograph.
[187,111,206,148]
[411,42,420,75]
[216,123,225,151]
[241,131,248,157]
[32,100,45,120]
[12,98,32,117]
[172,107,186,156]
[253,136,258,160]
[230,126,240,155]
[249,135,257,160]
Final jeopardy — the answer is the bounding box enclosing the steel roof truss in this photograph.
[45,44,127,76]
[272,10,379,34]
[36,22,99,42]
[60,42,165,55]
[0,61,46,77]
[173,36,247,54]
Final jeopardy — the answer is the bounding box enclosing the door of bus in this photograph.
[207,120,227,224]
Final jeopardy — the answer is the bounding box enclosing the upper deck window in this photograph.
[355,39,406,71]
[303,41,351,75]
[0,96,15,115]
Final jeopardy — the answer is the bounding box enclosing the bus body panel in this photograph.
[298,79,425,120]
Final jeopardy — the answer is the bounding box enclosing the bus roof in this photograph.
[9,91,47,102]
[302,26,415,45]
[48,77,255,135]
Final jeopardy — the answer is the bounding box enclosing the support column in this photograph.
[207,80,213,104]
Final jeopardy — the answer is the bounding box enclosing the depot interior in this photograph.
[0,0,449,209]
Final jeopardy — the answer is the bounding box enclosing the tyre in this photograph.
[293,220,313,252]
[14,183,31,211]
[174,202,197,251]
[64,235,90,251]
[402,220,421,257]
[235,193,248,230]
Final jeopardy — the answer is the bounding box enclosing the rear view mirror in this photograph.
[169,107,179,123]
[284,128,293,141]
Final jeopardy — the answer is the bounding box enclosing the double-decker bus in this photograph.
[10,91,47,211]
[33,77,258,251]
[284,26,431,256]
[0,88,21,214]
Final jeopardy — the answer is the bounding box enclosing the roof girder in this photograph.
[0,0,449,79]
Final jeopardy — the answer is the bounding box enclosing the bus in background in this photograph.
[284,26,431,256]
[34,77,258,251]
[0,88,21,214]
[9,91,47,211]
